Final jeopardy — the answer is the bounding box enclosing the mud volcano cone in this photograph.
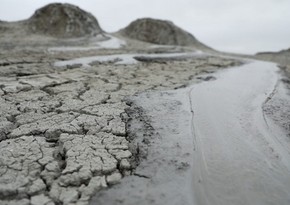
[28,3,103,38]
[121,18,210,49]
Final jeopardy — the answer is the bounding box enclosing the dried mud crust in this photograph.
[0,54,241,205]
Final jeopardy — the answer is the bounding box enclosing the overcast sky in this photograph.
[1,0,289,54]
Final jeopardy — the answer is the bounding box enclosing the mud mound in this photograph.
[120,18,209,48]
[27,3,103,38]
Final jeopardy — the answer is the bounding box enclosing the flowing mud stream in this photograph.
[189,61,290,205]
[91,60,290,205]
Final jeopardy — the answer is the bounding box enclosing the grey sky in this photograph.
[1,0,289,54]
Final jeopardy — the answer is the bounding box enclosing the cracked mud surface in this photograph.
[0,49,241,205]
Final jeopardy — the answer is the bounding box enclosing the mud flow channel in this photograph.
[91,60,290,205]
[190,60,290,205]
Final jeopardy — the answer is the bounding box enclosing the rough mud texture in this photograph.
[28,3,103,38]
[120,18,210,50]
[0,51,241,205]
[91,90,195,205]
[263,75,290,137]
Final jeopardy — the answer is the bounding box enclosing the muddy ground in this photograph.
[0,35,244,205]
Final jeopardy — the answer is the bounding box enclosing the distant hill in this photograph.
[119,18,212,50]
[256,48,290,67]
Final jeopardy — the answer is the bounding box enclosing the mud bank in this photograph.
[91,90,195,205]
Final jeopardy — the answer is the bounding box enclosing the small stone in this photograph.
[122,170,132,176]
[106,172,122,185]
[120,159,131,170]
